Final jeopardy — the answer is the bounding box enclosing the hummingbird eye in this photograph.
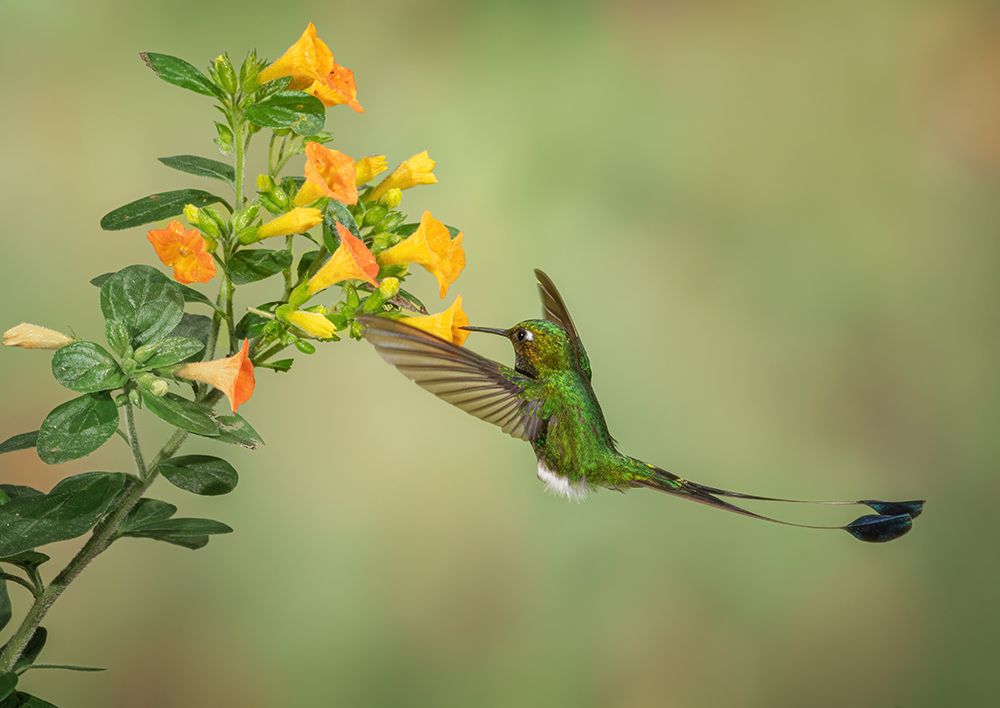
[516,329,533,342]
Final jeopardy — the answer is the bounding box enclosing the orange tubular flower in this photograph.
[377,210,465,297]
[293,224,378,305]
[401,297,469,346]
[175,339,255,412]
[258,23,363,111]
[367,151,436,202]
[147,220,216,284]
[293,143,358,207]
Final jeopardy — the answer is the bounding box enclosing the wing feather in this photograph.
[534,269,592,380]
[361,315,544,442]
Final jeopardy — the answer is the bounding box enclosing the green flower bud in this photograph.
[204,207,228,235]
[371,231,400,253]
[288,282,311,308]
[128,389,141,406]
[233,204,261,232]
[239,50,260,93]
[256,174,277,193]
[237,226,261,245]
[377,211,406,232]
[378,188,402,209]
[294,339,316,354]
[214,54,238,95]
[214,122,234,156]
[349,321,364,340]
[258,194,284,215]
[363,204,388,227]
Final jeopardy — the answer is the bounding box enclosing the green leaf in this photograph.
[0,580,10,634]
[246,91,325,136]
[0,474,125,557]
[396,222,462,238]
[323,200,359,251]
[297,250,321,281]
[142,392,219,436]
[0,487,40,501]
[20,664,105,673]
[0,673,14,701]
[176,284,216,308]
[262,358,294,373]
[158,154,234,182]
[228,249,293,285]
[137,337,205,369]
[100,189,228,231]
[0,691,58,707]
[100,265,184,348]
[0,552,49,571]
[168,314,212,363]
[122,517,232,550]
[36,394,119,465]
[13,629,46,673]
[140,52,221,98]
[94,272,214,309]
[159,455,237,496]
[215,414,264,449]
[126,518,232,536]
[0,433,37,455]
[51,342,126,394]
[121,499,177,533]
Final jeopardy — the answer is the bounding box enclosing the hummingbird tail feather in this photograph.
[635,466,921,543]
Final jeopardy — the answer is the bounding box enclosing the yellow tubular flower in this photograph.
[258,23,333,89]
[284,310,337,339]
[367,151,437,202]
[377,210,465,297]
[401,297,469,346]
[354,155,388,186]
[2,323,74,350]
[255,207,322,240]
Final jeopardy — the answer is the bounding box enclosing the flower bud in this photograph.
[128,389,141,406]
[371,232,400,252]
[214,54,239,95]
[184,204,222,240]
[379,277,400,299]
[378,188,402,209]
[239,50,260,92]
[232,204,261,232]
[237,227,261,245]
[3,323,74,350]
[294,339,316,354]
[203,207,229,236]
[363,204,388,227]
[256,174,277,193]
[135,372,169,397]
[377,211,406,232]
[214,122,234,156]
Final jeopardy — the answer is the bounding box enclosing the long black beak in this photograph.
[460,325,509,337]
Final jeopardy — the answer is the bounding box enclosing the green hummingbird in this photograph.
[361,270,923,543]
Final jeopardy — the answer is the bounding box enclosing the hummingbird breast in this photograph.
[530,371,619,496]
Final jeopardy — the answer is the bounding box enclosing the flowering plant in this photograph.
[0,24,468,704]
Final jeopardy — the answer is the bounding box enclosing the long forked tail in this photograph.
[635,465,924,543]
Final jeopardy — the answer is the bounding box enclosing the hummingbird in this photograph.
[361,270,923,543]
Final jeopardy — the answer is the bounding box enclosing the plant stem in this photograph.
[0,425,189,673]
[122,399,147,479]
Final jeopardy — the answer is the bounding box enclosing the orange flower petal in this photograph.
[175,339,255,412]
[305,223,379,295]
[147,221,215,284]
[303,143,358,204]
[259,23,334,88]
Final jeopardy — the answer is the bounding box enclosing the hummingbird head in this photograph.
[462,319,574,378]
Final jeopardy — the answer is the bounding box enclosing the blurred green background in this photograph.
[1,0,998,706]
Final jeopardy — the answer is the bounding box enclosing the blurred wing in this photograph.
[361,316,545,442]
[534,269,592,380]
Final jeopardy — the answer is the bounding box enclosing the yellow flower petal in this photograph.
[256,207,323,240]
[400,297,469,345]
[355,155,388,186]
[258,23,334,89]
[368,151,437,201]
[377,210,465,297]
[284,310,337,339]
